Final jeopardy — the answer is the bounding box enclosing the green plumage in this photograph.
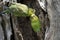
[30,15,41,32]
[29,8,41,32]
[4,3,41,32]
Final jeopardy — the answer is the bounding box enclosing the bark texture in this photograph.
[17,0,47,40]
[0,0,51,40]
[44,0,60,40]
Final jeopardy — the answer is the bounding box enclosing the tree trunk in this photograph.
[44,0,60,40]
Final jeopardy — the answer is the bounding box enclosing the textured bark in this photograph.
[0,0,51,40]
[0,14,12,40]
[0,15,4,40]
[19,0,47,40]
[0,14,23,40]
[2,14,12,40]
[44,0,60,40]
[16,17,38,40]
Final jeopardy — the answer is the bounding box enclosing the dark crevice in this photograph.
[17,16,38,40]
[10,14,15,40]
